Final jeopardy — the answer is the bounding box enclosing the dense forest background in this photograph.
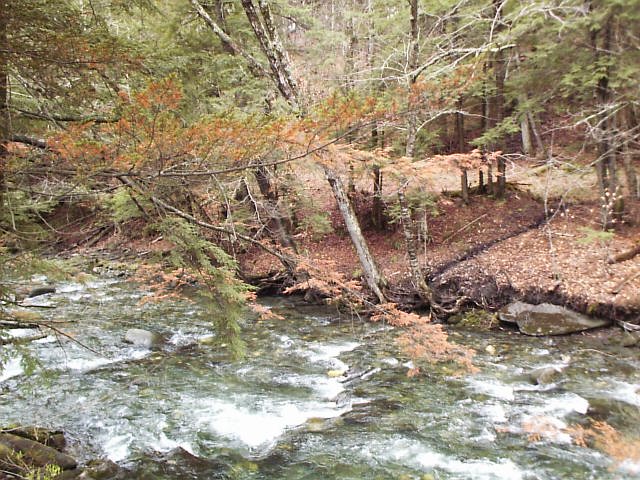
[1,0,639,353]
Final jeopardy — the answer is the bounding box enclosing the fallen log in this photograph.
[608,242,640,263]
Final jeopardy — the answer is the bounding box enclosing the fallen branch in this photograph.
[610,270,640,294]
[608,243,640,264]
[117,176,298,273]
[615,319,640,332]
[0,333,48,346]
[443,213,488,244]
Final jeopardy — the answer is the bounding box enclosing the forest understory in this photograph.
[50,158,640,325]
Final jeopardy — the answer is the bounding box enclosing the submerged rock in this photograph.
[124,328,164,348]
[528,366,565,385]
[27,286,56,298]
[498,301,610,335]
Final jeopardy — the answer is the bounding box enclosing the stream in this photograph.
[1,276,639,479]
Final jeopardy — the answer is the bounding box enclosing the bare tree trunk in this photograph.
[461,170,469,204]
[397,184,436,304]
[191,0,267,77]
[455,97,465,152]
[405,0,419,159]
[593,15,622,226]
[254,166,298,253]
[520,113,533,156]
[0,0,8,213]
[623,106,639,199]
[494,51,506,198]
[478,169,485,194]
[324,166,386,303]
[372,165,384,230]
[240,0,301,111]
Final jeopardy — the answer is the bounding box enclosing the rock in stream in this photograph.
[498,301,610,335]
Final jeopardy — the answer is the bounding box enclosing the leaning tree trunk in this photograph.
[323,166,387,303]
[241,0,301,111]
[397,184,436,304]
[191,0,267,77]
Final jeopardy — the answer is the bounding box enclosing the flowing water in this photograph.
[1,276,639,479]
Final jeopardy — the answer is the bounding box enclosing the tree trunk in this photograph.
[496,155,506,198]
[191,0,267,77]
[254,166,298,253]
[240,0,301,111]
[397,185,436,304]
[405,0,419,159]
[461,170,469,204]
[324,166,386,303]
[372,165,384,230]
[0,0,8,213]
[623,106,639,199]
[455,97,465,152]
[520,113,533,156]
[593,16,622,226]
[487,162,494,196]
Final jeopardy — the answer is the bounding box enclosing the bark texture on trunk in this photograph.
[623,106,639,199]
[397,186,435,304]
[372,165,385,230]
[191,0,267,77]
[405,0,419,159]
[0,0,8,213]
[241,0,301,111]
[324,166,386,303]
[254,166,298,253]
[593,16,623,226]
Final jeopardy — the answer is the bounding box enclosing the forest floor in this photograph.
[60,156,640,323]
[236,157,640,322]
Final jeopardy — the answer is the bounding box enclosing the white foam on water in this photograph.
[0,356,23,382]
[303,341,360,370]
[277,335,294,349]
[104,433,133,462]
[618,459,640,475]
[186,396,348,450]
[608,380,640,407]
[60,349,150,373]
[168,330,211,347]
[467,378,515,401]
[522,392,589,418]
[364,438,525,480]
[277,372,345,400]
[477,403,507,423]
[5,328,39,338]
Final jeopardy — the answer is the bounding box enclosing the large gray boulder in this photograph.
[498,301,610,336]
[124,328,164,348]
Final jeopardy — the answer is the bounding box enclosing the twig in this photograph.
[0,333,48,345]
[443,213,488,243]
[610,270,640,294]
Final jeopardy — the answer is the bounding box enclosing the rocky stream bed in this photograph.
[1,273,639,479]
